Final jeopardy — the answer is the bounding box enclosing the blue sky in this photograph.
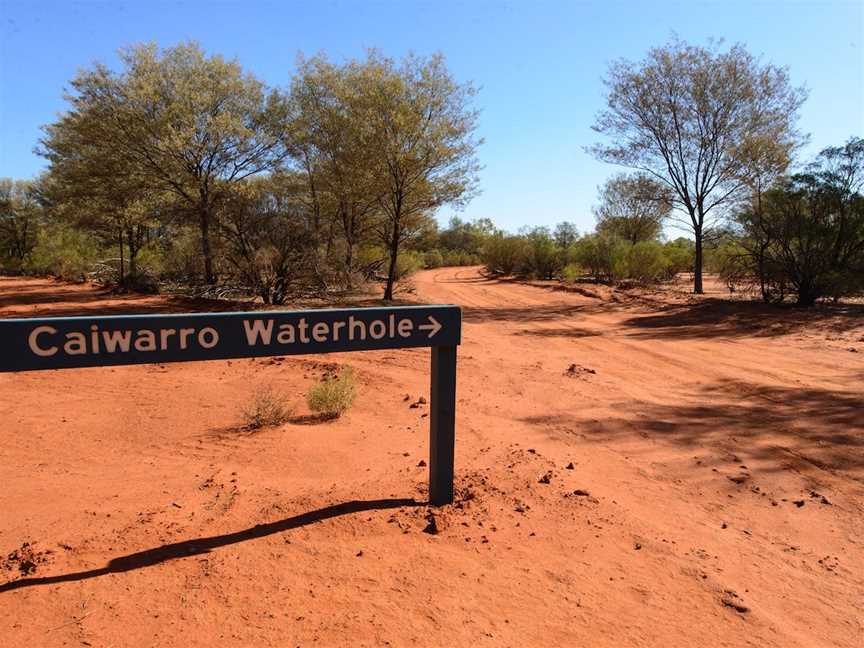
[1,0,862,235]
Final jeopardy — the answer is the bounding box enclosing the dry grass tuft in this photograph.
[240,384,294,429]
[307,367,357,419]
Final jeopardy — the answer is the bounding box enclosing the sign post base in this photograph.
[429,345,457,505]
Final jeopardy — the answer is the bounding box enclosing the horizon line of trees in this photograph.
[1,38,862,307]
[1,42,482,303]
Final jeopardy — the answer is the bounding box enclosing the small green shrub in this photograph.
[442,249,479,267]
[395,250,424,279]
[662,239,695,277]
[307,367,356,418]
[625,241,668,282]
[561,262,583,283]
[519,229,563,279]
[572,233,629,282]
[423,249,444,269]
[482,234,527,275]
[241,385,294,429]
[26,223,100,281]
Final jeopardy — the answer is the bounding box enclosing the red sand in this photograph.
[1,269,862,647]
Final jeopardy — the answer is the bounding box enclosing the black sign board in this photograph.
[0,305,461,504]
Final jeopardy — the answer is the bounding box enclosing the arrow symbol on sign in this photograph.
[418,316,442,338]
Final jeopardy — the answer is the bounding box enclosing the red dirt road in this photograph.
[1,269,862,647]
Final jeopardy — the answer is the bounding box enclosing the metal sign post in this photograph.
[0,305,461,505]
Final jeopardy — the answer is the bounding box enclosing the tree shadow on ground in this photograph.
[621,299,864,340]
[0,279,418,319]
[462,302,611,324]
[0,498,422,593]
[512,326,601,339]
[522,378,864,477]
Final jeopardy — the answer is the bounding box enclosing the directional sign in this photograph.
[0,305,460,372]
[0,305,461,505]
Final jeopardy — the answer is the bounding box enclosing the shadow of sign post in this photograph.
[0,305,461,505]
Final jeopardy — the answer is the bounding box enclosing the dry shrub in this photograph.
[307,367,356,418]
[241,384,294,429]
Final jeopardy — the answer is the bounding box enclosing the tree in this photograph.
[438,216,496,256]
[590,37,806,293]
[0,178,41,268]
[40,42,289,284]
[518,226,563,279]
[220,177,319,304]
[482,232,527,275]
[288,55,383,286]
[357,52,481,300]
[553,221,579,248]
[739,137,864,305]
[40,136,163,285]
[593,174,671,244]
[571,232,629,283]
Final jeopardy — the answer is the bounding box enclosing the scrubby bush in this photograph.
[395,250,424,280]
[307,367,357,418]
[519,227,564,279]
[561,262,583,283]
[711,241,752,293]
[482,233,527,275]
[358,246,425,282]
[662,238,696,278]
[571,233,629,282]
[442,249,480,266]
[625,241,668,282]
[423,249,444,268]
[241,384,294,429]
[732,138,864,305]
[26,223,100,281]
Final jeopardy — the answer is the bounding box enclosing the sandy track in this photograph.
[1,271,862,647]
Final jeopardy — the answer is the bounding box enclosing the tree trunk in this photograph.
[693,225,704,294]
[199,205,215,284]
[758,245,769,302]
[796,281,817,307]
[345,239,354,290]
[127,227,138,280]
[118,228,125,284]
[383,219,400,301]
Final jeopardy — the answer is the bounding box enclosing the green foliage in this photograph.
[594,174,670,244]
[553,222,579,248]
[350,52,481,299]
[625,241,668,282]
[482,233,527,275]
[157,226,206,281]
[423,249,444,268]
[40,42,290,284]
[442,249,480,266]
[561,262,583,283]
[663,238,696,277]
[135,244,166,277]
[711,240,752,293]
[519,227,563,279]
[0,178,41,271]
[307,367,357,418]
[733,137,864,305]
[395,250,424,280]
[591,36,806,293]
[241,385,294,429]
[221,181,320,305]
[26,223,100,281]
[571,233,628,282]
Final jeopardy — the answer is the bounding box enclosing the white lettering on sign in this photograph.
[26,324,221,358]
[240,315,436,348]
[22,314,443,362]
[29,325,58,356]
